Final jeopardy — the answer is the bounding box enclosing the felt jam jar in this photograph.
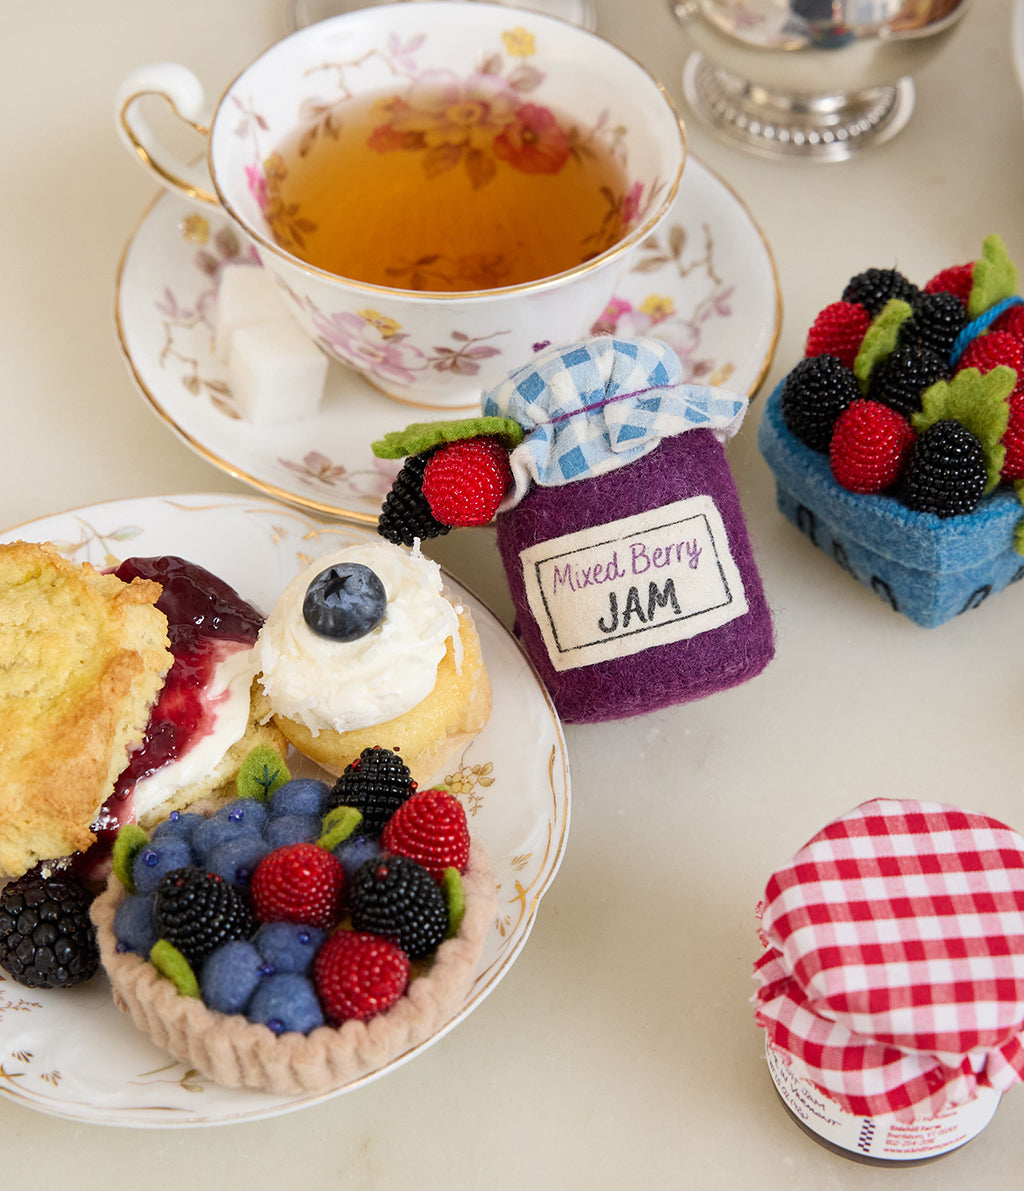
[483,336,775,724]
[754,798,1024,1164]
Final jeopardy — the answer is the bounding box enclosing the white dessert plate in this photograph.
[0,493,570,1127]
[115,157,780,526]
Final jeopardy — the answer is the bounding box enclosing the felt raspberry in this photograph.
[992,303,1024,343]
[421,435,512,527]
[1002,394,1024,481]
[326,746,417,838]
[923,262,974,307]
[780,354,860,452]
[829,400,916,494]
[955,331,1024,396]
[804,301,871,370]
[250,843,346,931]
[349,853,449,959]
[901,420,988,518]
[313,930,410,1023]
[380,788,470,882]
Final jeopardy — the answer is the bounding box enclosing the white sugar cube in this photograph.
[214,264,293,362]
[229,318,329,427]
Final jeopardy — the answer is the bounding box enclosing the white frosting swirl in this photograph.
[257,542,460,735]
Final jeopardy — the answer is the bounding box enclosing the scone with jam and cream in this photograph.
[0,545,286,885]
[257,542,491,786]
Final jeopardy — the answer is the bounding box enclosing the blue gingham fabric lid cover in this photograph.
[481,335,748,507]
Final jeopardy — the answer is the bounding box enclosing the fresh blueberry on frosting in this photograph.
[302,563,386,641]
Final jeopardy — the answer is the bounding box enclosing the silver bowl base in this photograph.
[681,52,915,162]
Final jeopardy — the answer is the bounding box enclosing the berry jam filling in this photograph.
[78,557,263,873]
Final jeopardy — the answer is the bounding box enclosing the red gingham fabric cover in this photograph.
[753,799,1024,1120]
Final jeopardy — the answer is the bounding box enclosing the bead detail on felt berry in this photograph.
[421,436,513,527]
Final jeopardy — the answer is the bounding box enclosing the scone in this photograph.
[0,545,286,881]
[257,542,491,785]
[0,541,171,878]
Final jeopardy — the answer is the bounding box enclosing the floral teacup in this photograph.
[117,1,685,408]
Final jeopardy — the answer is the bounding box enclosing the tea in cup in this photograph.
[117,1,686,407]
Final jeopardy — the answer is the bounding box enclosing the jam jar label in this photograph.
[765,1041,1000,1162]
[518,494,748,672]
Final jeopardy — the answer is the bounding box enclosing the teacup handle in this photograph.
[116,64,217,205]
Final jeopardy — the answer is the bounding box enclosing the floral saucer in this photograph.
[115,157,780,525]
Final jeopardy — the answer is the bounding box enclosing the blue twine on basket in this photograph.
[949,295,1024,366]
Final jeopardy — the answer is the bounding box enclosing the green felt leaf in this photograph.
[150,939,200,998]
[236,745,290,803]
[969,234,1018,320]
[372,416,524,460]
[111,823,149,894]
[318,805,363,851]
[441,866,465,939]
[912,366,1014,493]
[853,299,914,393]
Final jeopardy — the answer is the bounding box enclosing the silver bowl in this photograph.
[669,0,972,160]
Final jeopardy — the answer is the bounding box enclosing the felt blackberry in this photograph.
[348,853,449,959]
[377,451,450,546]
[0,872,99,989]
[153,866,256,970]
[901,419,988,518]
[779,354,860,452]
[842,267,920,317]
[867,343,951,418]
[326,745,417,837]
[899,290,970,360]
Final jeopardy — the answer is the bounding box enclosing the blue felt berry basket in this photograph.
[758,379,1024,627]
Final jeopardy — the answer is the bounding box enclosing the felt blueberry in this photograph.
[205,836,273,891]
[247,972,325,1035]
[192,807,265,862]
[131,837,194,897]
[268,778,330,819]
[253,921,326,975]
[200,939,268,1015]
[113,892,158,956]
[214,797,270,833]
[149,811,204,846]
[264,813,321,849]
[333,833,381,881]
[302,563,386,641]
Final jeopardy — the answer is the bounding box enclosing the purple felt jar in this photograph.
[496,427,775,723]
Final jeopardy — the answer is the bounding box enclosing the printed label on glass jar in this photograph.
[518,495,747,672]
[765,1040,1000,1162]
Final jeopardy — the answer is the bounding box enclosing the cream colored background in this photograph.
[4,0,1024,1185]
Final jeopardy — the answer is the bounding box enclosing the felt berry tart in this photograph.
[89,745,496,1094]
[758,234,1024,627]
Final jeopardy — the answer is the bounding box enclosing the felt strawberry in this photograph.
[380,788,470,882]
[250,842,346,931]
[804,301,871,371]
[923,262,974,308]
[1001,395,1024,481]
[421,435,512,526]
[313,929,410,1023]
[829,399,916,494]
